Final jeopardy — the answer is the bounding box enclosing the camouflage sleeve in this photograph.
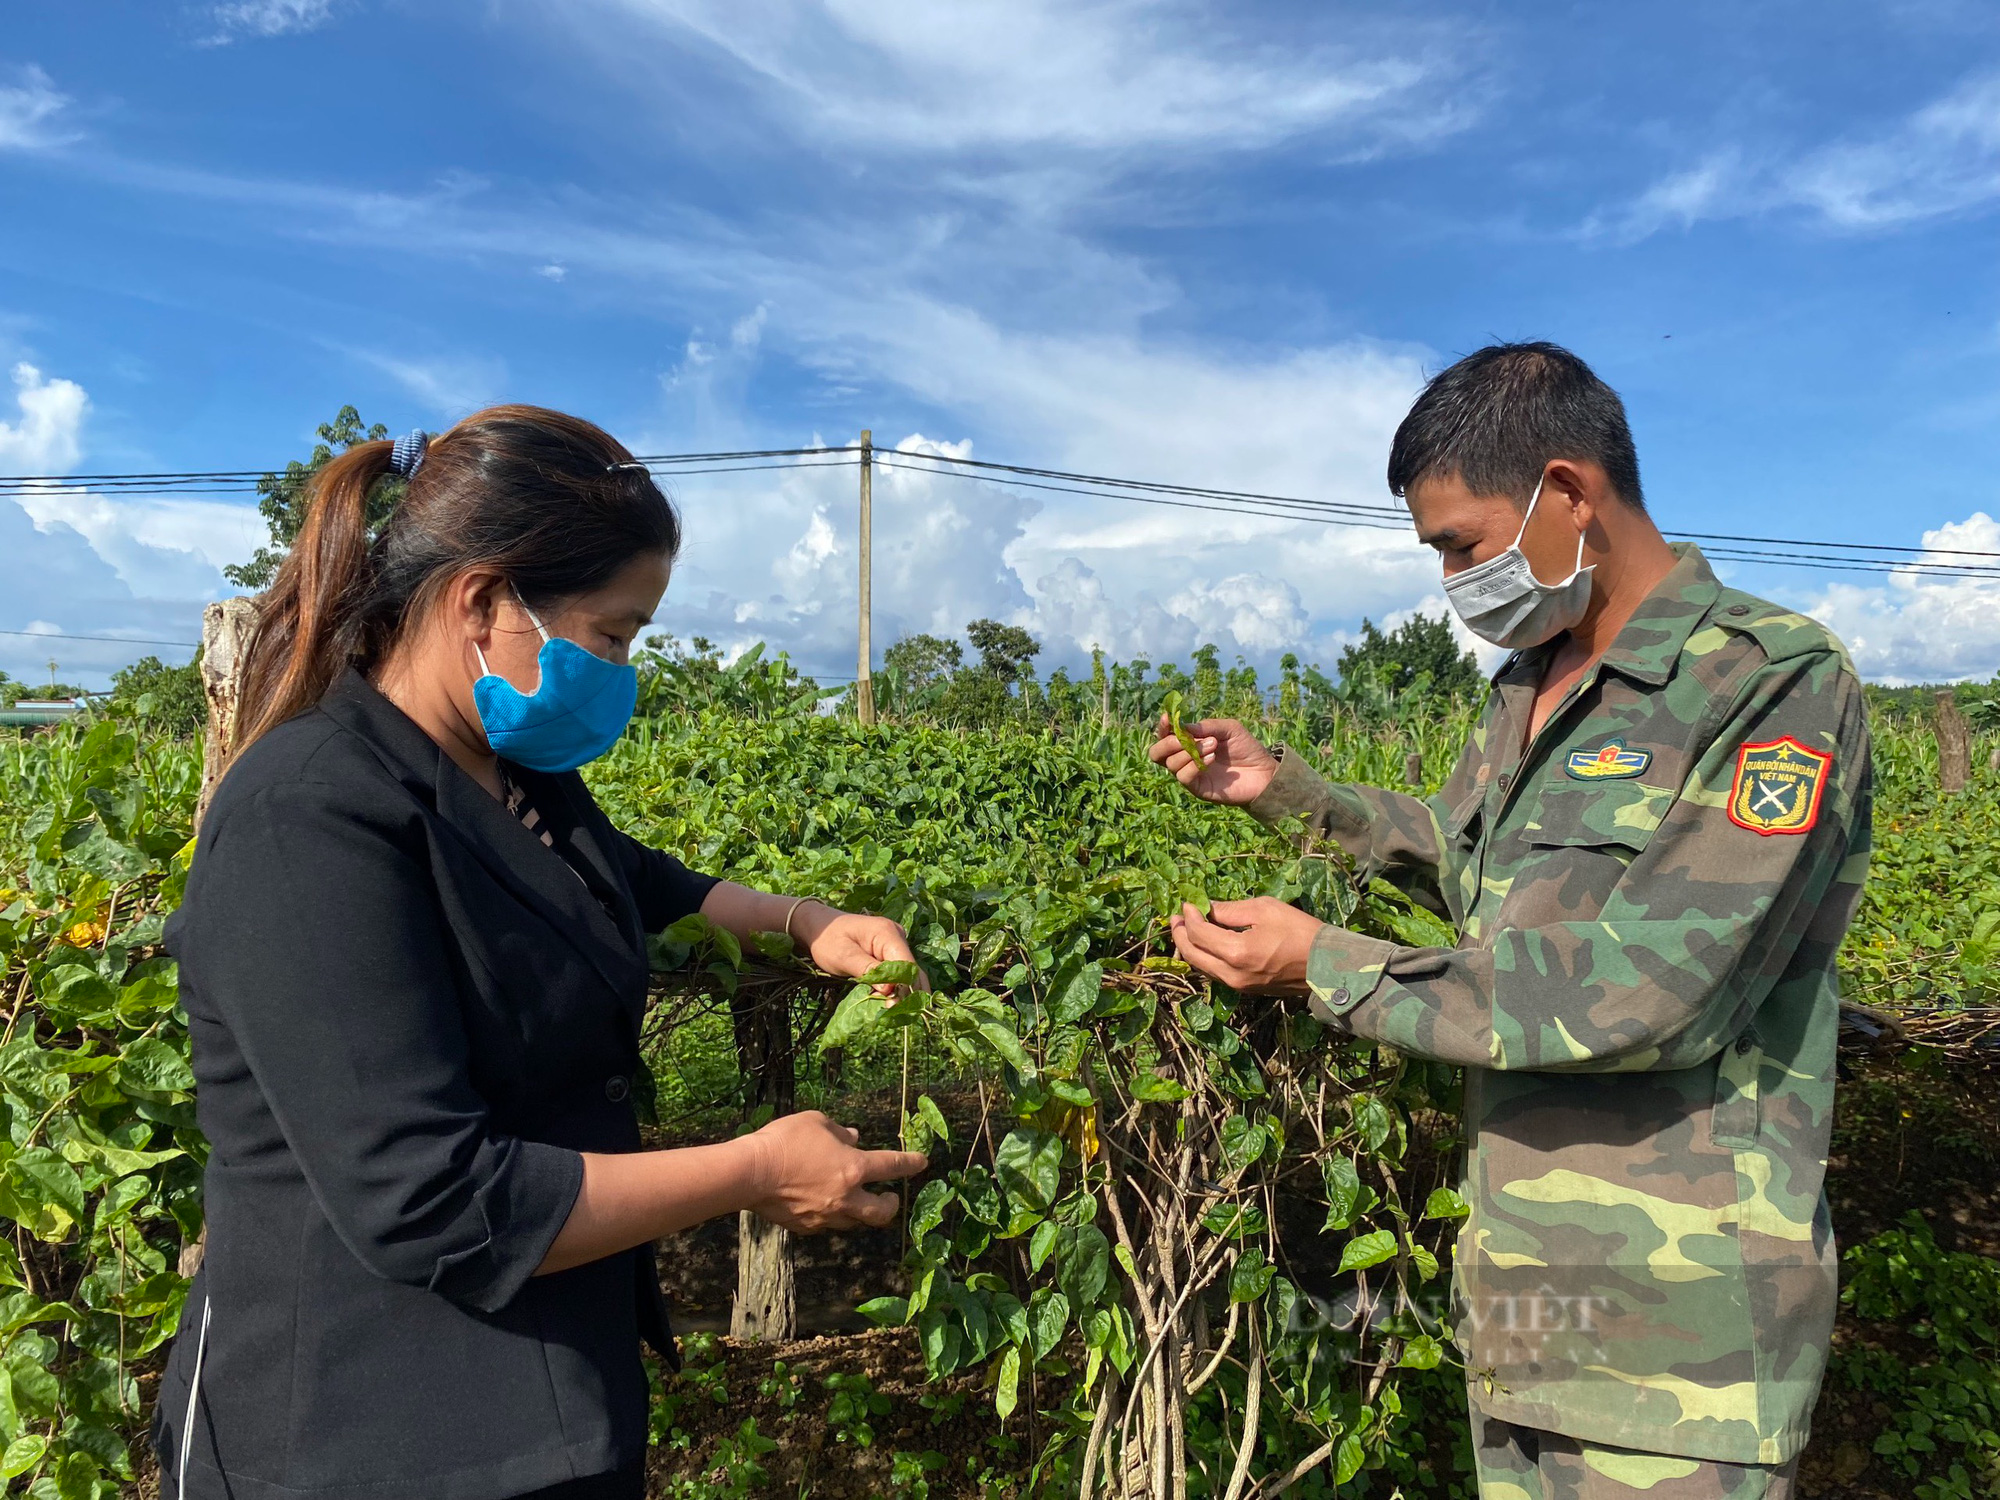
[1244,745,1462,911]
[1303,651,1870,1072]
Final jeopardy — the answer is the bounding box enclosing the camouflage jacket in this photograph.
[1247,546,1871,1464]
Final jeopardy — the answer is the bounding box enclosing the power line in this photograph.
[4,445,1998,578]
[1668,528,2000,560]
[1697,548,2000,581]
[872,453,1405,521]
[874,454,2000,575]
[871,457,1414,532]
[868,449,2000,570]
[633,446,860,463]
[0,629,201,648]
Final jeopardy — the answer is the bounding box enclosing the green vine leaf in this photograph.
[1424,1186,1470,1220]
[1229,1248,1275,1304]
[1337,1229,1399,1274]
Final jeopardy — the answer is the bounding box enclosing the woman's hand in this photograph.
[744,1110,930,1232]
[1147,716,1280,806]
[794,903,932,996]
[1170,898,1321,993]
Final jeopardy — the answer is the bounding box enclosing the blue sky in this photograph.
[4,0,2000,688]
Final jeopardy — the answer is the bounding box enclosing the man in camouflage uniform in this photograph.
[1153,343,1870,1500]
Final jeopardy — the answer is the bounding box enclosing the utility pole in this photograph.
[856,429,876,726]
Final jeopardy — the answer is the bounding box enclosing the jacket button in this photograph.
[1728,604,1750,616]
[1734,1034,1755,1056]
[1331,987,1350,1008]
[605,1075,631,1102]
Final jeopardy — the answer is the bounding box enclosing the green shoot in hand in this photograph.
[1162,690,1206,769]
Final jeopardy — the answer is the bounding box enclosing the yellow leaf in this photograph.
[63,921,105,949]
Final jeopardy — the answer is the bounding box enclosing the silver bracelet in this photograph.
[783,897,816,941]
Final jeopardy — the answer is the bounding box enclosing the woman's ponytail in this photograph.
[233,440,396,755]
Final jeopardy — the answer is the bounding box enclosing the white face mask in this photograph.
[1440,477,1595,650]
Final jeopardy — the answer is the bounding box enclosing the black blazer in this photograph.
[152,670,716,1500]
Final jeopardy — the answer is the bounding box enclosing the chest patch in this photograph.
[1727,736,1832,835]
[1565,738,1651,780]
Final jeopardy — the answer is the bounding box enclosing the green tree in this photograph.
[963,619,1041,684]
[1277,653,1303,719]
[1337,614,1482,702]
[224,405,396,589]
[1088,647,1110,721]
[109,654,207,738]
[882,633,963,694]
[1190,643,1223,715]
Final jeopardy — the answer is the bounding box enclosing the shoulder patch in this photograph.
[1728,736,1832,836]
[1712,591,1845,665]
[1566,738,1651,780]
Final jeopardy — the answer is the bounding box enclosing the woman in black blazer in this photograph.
[152,407,928,1500]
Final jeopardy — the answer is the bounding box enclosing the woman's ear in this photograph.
[449,569,510,648]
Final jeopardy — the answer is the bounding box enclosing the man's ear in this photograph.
[1541,459,1598,533]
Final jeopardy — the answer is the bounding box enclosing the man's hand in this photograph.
[1147,716,1280,805]
[1169,897,1321,992]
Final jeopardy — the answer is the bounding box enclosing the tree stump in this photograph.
[1936,690,1971,796]
[197,596,260,829]
[182,595,258,1279]
[730,982,798,1342]
[1403,750,1423,787]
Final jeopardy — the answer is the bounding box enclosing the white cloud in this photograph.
[0,363,252,685]
[1165,573,1311,653]
[1583,152,1743,244]
[338,348,507,420]
[598,0,1463,158]
[1792,512,2000,684]
[0,65,71,152]
[205,0,339,42]
[11,489,266,599]
[1790,72,2000,228]
[1598,71,2000,240]
[536,262,568,281]
[0,363,87,472]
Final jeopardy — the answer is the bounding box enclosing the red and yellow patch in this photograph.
[1727,735,1832,836]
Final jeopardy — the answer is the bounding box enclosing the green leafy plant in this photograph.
[1835,1215,2000,1500]
[0,721,201,1496]
[837,835,1462,1497]
[1,639,1994,1498]
[824,1370,892,1448]
[756,1358,804,1414]
[660,1417,780,1500]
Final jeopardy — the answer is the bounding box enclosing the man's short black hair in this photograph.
[1386,341,1645,511]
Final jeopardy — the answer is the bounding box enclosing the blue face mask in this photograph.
[473,595,638,773]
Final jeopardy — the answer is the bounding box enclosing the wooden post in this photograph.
[730,984,797,1342]
[1403,751,1423,788]
[1936,690,1970,796]
[855,430,876,727]
[196,597,260,831]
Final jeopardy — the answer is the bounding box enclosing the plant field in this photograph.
[0,680,1995,1497]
